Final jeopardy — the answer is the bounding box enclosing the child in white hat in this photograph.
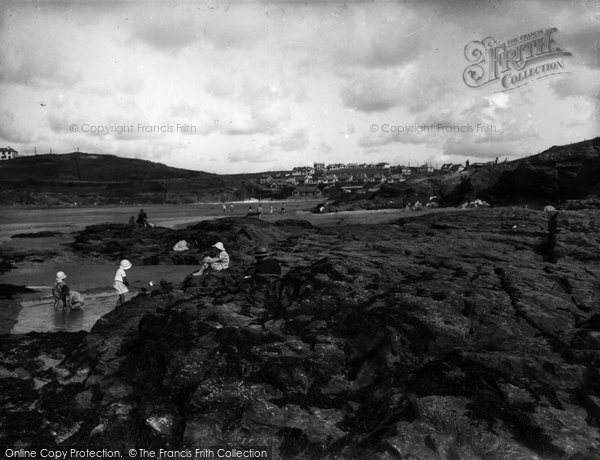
[53,271,68,308]
[114,259,132,306]
[192,242,229,276]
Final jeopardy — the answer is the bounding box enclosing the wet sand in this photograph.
[0,200,322,243]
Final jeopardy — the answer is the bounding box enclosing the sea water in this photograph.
[11,291,125,333]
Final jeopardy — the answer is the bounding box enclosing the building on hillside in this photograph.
[469,161,493,169]
[314,162,325,171]
[340,185,365,193]
[291,166,315,176]
[292,185,322,197]
[272,176,297,187]
[375,162,391,169]
[401,167,412,176]
[386,173,405,184]
[320,174,338,184]
[448,164,465,173]
[0,146,18,160]
[416,164,434,174]
[258,175,274,185]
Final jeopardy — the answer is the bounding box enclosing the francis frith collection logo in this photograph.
[463,27,572,91]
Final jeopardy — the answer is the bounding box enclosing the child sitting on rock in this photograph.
[193,242,229,276]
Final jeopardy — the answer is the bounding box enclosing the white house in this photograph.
[0,146,18,160]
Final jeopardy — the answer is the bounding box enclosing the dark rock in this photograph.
[5,208,600,457]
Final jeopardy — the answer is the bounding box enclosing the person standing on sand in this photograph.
[258,203,263,219]
[269,204,273,215]
[193,242,229,276]
[230,203,234,213]
[280,203,285,214]
[113,259,132,306]
[222,203,227,212]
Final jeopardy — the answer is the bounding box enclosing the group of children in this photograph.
[52,271,86,310]
[52,259,133,310]
[53,239,231,310]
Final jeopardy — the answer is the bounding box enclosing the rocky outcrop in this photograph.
[337,137,600,208]
[70,217,318,266]
[3,208,600,457]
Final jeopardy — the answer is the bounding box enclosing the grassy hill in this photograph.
[0,152,264,205]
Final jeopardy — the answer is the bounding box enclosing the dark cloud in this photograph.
[340,79,401,113]
[130,17,198,53]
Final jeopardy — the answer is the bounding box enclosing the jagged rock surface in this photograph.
[3,209,600,458]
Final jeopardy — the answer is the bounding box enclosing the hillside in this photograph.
[334,137,600,209]
[0,152,264,205]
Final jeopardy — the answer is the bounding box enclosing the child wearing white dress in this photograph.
[113,259,132,306]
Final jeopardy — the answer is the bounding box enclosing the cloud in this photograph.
[559,20,600,69]
[269,128,309,151]
[205,77,232,99]
[225,101,290,135]
[340,74,403,113]
[228,146,275,163]
[115,77,145,95]
[0,110,37,143]
[549,68,600,99]
[130,13,198,53]
[171,102,198,119]
[340,64,454,114]
[0,41,81,88]
[358,128,433,148]
[316,142,332,154]
[441,137,530,160]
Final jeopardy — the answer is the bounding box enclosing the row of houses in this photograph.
[260,163,440,188]
[312,162,391,171]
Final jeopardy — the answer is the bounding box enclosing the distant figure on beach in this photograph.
[113,259,132,306]
[193,242,229,276]
[53,271,68,308]
[60,285,85,310]
[230,203,234,212]
[248,205,253,214]
[269,204,273,215]
[252,247,281,277]
[280,203,285,214]
[222,203,227,212]
[128,216,135,225]
[544,205,556,217]
[258,203,263,219]
[137,209,149,227]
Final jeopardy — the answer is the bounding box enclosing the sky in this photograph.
[0,0,598,174]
